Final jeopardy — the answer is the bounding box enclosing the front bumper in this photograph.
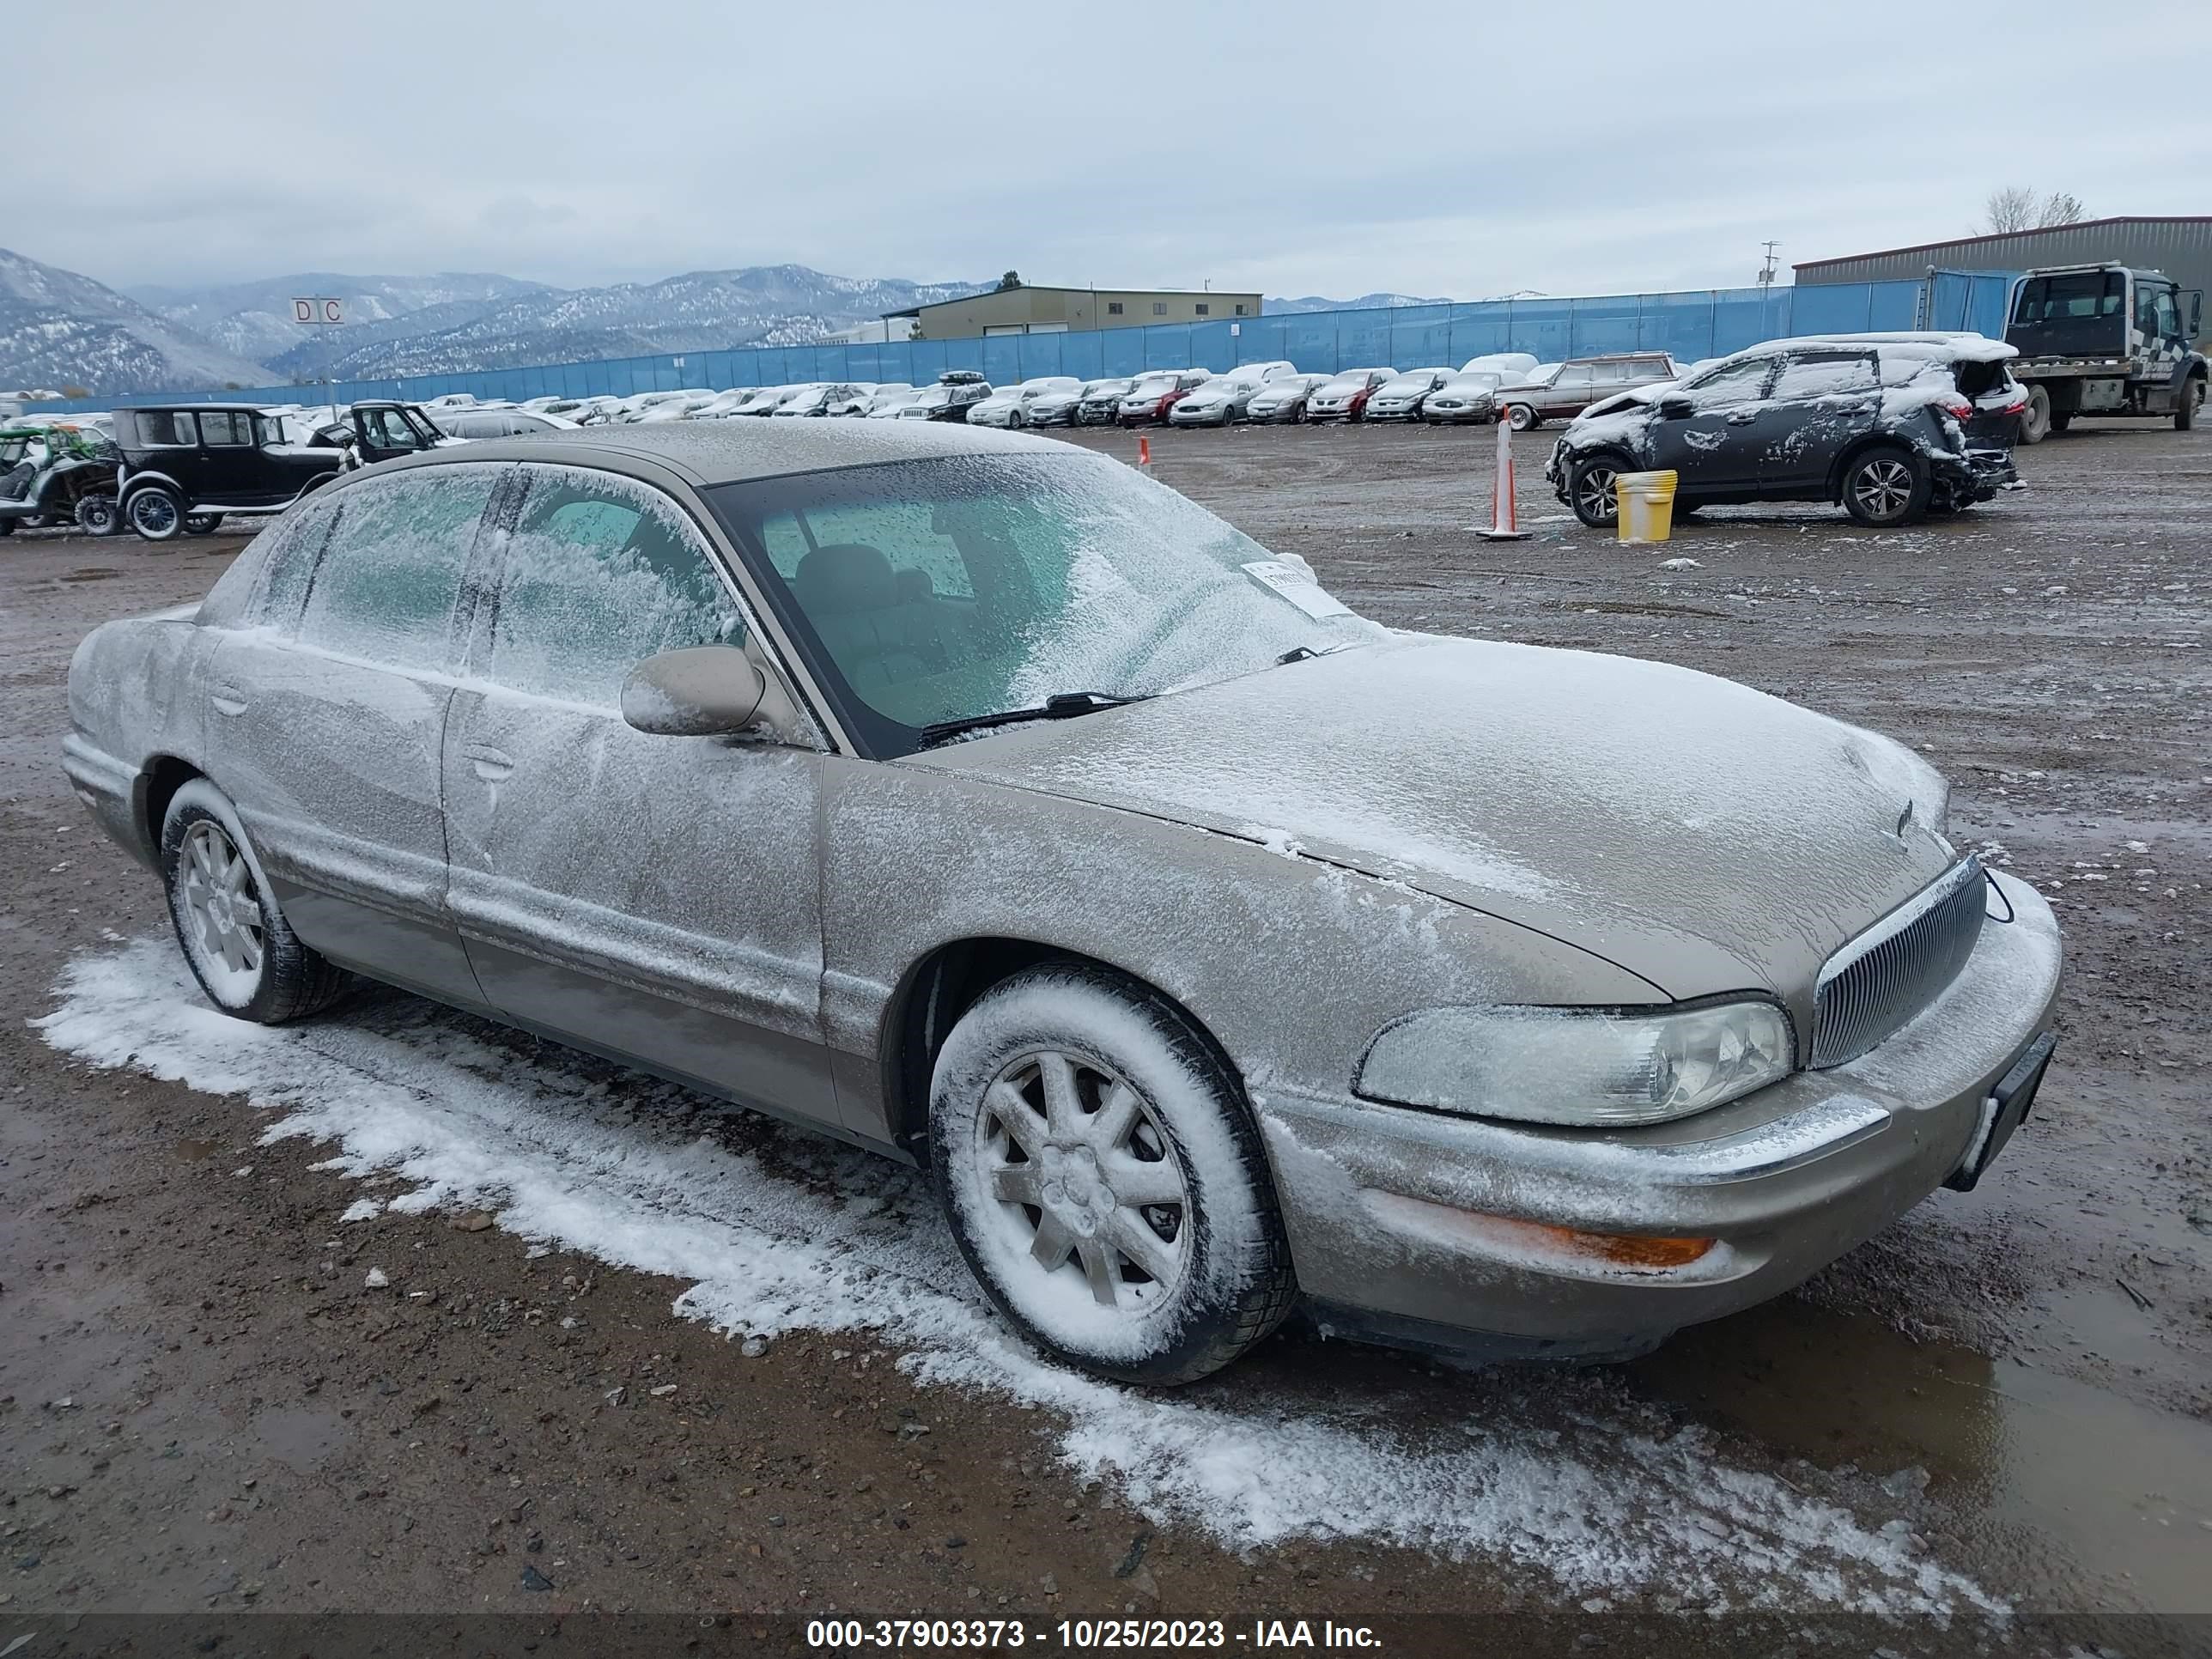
[1258,869,2062,1360]
[1426,403,1495,424]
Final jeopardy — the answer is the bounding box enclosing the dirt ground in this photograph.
[2,419,2207,1656]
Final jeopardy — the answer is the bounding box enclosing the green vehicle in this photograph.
[0,422,124,537]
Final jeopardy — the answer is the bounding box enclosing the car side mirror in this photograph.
[621,646,767,737]
[1656,394,1695,420]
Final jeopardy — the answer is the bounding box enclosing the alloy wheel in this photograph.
[178,818,264,1000]
[1852,458,1914,520]
[974,1048,1189,1313]
[1575,465,1619,522]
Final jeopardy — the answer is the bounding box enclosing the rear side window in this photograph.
[297,465,503,672]
[485,465,742,706]
[138,410,197,446]
[1771,353,1877,401]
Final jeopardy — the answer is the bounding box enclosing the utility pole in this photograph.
[1757,241,1781,289]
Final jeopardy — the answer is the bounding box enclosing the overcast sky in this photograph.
[15,1,2210,300]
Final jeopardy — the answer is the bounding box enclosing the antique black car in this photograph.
[112,404,341,541]
[306,400,455,469]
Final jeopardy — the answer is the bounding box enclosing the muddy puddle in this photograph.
[1634,1299,2212,1611]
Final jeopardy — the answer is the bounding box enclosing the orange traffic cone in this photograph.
[1138,435,1152,474]
[1475,408,1528,540]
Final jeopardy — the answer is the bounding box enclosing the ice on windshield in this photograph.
[709,454,1383,750]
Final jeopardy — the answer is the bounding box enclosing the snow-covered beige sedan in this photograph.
[63,422,2062,1385]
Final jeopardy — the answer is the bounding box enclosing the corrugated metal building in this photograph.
[1796,217,2212,339]
[884,284,1262,340]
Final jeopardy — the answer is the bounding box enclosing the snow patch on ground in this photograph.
[36,939,1997,1616]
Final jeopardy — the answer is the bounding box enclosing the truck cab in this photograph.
[2004,263,2206,441]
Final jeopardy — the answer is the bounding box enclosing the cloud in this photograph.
[9,0,2209,295]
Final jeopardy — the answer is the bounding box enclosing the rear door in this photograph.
[440,460,842,1134]
[204,462,510,1006]
[1646,353,1778,491]
[191,409,262,503]
[1752,349,1881,494]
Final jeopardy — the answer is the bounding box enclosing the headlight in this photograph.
[1355,1000,1794,1127]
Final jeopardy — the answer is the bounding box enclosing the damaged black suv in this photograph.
[1547,334,2026,529]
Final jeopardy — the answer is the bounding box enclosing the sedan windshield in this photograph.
[1128,376,1176,397]
[708,453,1383,756]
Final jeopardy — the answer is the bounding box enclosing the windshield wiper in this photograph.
[917,691,1147,748]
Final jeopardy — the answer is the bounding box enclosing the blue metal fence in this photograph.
[33,272,2015,413]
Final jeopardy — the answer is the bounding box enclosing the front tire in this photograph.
[1840,446,1931,527]
[1567,453,1626,529]
[161,778,351,1023]
[2178,375,2203,431]
[1506,403,1538,431]
[126,487,184,542]
[928,963,1297,1386]
[76,495,119,537]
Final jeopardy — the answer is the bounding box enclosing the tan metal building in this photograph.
[884,285,1264,340]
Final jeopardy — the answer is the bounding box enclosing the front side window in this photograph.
[199,410,251,446]
[1679,355,1775,408]
[296,465,504,672]
[361,407,433,451]
[485,465,741,707]
[1555,366,1594,388]
[709,454,1385,754]
[1770,352,1877,402]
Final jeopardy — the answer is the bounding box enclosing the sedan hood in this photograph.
[907,635,1957,1008]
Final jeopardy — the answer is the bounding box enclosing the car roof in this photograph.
[1724,331,2018,364]
[362,414,1073,489]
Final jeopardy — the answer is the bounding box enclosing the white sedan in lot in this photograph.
[967,378,1085,428]
[1168,377,1263,426]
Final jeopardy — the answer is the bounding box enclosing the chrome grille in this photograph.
[1810,857,1986,1068]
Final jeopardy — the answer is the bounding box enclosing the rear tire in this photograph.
[2019,385,2051,444]
[161,778,352,1024]
[2048,411,2074,434]
[1840,446,1931,527]
[126,486,184,542]
[183,512,221,535]
[928,963,1297,1386]
[76,495,119,537]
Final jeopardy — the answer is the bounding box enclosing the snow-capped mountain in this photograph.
[1266,292,1451,313]
[252,264,990,379]
[126,271,556,366]
[1,248,272,395]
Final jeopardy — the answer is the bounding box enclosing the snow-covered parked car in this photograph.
[966,377,1084,428]
[1363,368,1456,422]
[1244,374,1332,423]
[774,385,869,418]
[63,420,2061,1386]
[1023,380,1100,426]
[1421,371,1509,425]
[1166,376,1263,426]
[1546,333,2026,529]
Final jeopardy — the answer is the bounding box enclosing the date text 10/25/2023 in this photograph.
[805,1618,1383,1650]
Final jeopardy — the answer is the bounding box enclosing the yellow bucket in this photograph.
[1617,469,1678,544]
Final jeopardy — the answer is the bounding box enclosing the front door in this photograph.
[1753,349,1881,495]
[441,461,841,1133]
[205,463,510,1007]
[1646,353,1778,492]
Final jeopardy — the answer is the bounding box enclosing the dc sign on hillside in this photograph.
[292,298,344,325]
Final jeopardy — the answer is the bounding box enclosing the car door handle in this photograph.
[1724,411,1758,425]
[463,743,514,781]
[210,685,247,717]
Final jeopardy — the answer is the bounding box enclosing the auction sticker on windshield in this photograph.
[1242,559,1351,619]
